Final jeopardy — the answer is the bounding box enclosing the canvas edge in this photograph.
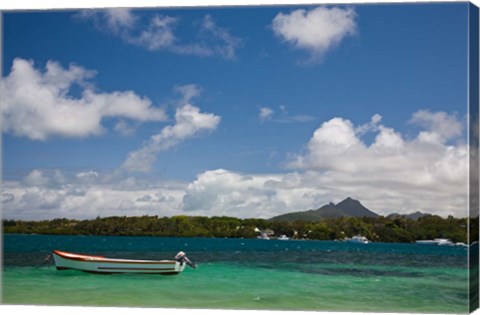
[469,1,480,313]
[0,2,477,315]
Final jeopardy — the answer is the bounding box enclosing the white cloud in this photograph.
[272,6,357,62]
[309,117,359,149]
[23,170,50,187]
[372,126,404,150]
[75,171,100,184]
[1,58,167,140]
[2,192,15,204]
[22,169,67,188]
[79,8,136,34]
[121,89,221,173]
[182,169,327,218]
[174,84,202,103]
[287,110,468,216]
[114,120,136,136]
[259,107,274,122]
[410,109,463,145]
[355,113,382,135]
[79,9,242,59]
[259,105,316,123]
[2,175,185,220]
[2,110,468,220]
[195,14,242,60]
[184,110,468,219]
[127,15,177,50]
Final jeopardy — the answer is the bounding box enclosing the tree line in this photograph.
[2,214,477,243]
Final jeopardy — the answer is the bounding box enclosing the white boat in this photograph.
[346,235,369,244]
[257,232,270,240]
[278,235,290,240]
[52,250,196,274]
[434,238,454,246]
[416,239,455,246]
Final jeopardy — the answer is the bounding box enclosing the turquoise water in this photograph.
[2,234,470,313]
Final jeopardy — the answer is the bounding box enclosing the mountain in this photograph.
[269,197,379,222]
[386,211,430,220]
[335,197,379,218]
[316,203,348,218]
[268,203,348,222]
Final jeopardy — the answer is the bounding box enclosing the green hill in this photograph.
[336,197,379,218]
[269,197,379,222]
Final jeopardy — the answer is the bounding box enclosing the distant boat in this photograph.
[346,235,369,244]
[434,238,454,246]
[258,232,270,240]
[257,229,274,240]
[278,235,290,240]
[416,238,454,246]
[52,250,196,274]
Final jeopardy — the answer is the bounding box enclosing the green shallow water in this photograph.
[2,263,468,312]
[2,234,471,313]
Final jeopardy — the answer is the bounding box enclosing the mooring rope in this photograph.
[34,254,52,269]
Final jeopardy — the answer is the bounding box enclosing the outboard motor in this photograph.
[175,251,197,269]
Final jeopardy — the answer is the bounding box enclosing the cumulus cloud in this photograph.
[287,110,468,216]
[356,114,382,135]
[121,86,221,173]
[2,192,15,204]
[75,171,100,184]
[183,110,468,219]
[2,110,468,220]
[1,58,167,140]
[2,170,186,220]
[182,169,327,218]
[22,169,67,188]
[23,170,50,187]
[78,9,242,59]
[272,6,357,62]
[410,109,463,144]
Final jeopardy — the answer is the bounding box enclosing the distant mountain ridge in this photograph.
[269,197,379,222]
[386,211,430,220]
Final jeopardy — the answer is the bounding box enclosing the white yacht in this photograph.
[416,238,454,246]
[346,235,369,244]
[434,238,454,246]
[257,232,270,240]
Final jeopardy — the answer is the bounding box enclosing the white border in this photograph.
[0,0,479,10]
[0,1,478,315]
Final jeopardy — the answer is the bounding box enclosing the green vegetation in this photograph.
[2,214,475,243]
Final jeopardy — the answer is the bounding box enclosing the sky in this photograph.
[1,2,472,220]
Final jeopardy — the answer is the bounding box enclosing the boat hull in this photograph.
[346,239,368,244]
[346,235,369,244]
[52,250,186,274]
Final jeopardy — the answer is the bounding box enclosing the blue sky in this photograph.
[1,3,472,219]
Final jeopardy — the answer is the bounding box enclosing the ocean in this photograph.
[1,234,470,313]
